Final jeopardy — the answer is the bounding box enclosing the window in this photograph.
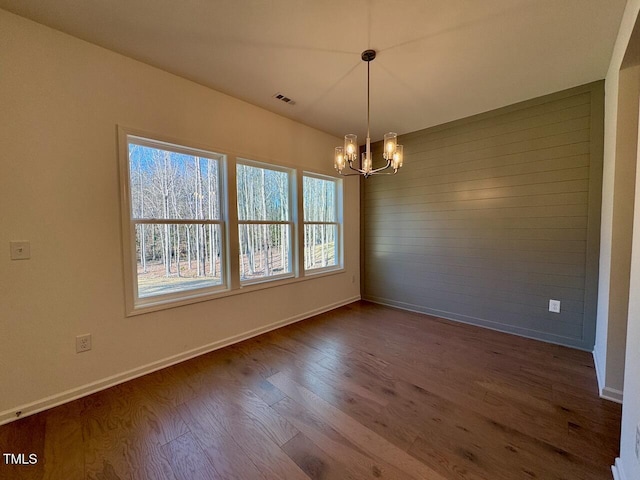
[236,161,294,283]
[303,174,341,272]
[119,128,345,314]
[122,133,226,309]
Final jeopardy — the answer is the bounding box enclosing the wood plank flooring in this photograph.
[0,301,621,479]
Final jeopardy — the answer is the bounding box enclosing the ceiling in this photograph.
[0,0,627,142]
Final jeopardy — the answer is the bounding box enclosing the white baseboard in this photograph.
[601,386,624,404]
[592,349,624,404]
[0,296,360,426]
[593,349,606,393]
[365,296,593,350]
[612,457,627,480]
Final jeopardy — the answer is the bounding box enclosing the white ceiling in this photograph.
[0,0,627,142]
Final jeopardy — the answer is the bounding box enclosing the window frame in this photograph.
[118,126,346,317]
[302,172,343,275]
[118,127,229,315]
[236,158,297,285]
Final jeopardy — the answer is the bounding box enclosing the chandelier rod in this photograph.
[367,58,370,142]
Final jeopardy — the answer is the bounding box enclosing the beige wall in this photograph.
[597,1,640,479]
[594,0,639,404]
[595,64,639,400]
[620,121,640,480]
[0,9,360,423]
[615,3,640,479]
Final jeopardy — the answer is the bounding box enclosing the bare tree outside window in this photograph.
[128,141,224,298]
[236,162,293,282]
[303,174,340,271]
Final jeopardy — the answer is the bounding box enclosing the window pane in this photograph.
[136,223,223,298]
[303,176,336,222]
[237,163,289,221]
[239,224,291,281]
[304,224,338,270]
[129,144,220,220]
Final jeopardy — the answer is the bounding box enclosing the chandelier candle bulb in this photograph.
[393,145,404,169]
[335,147,345,172]
[363,154,372,173]
[344,134,358,161]
[384,132,397,159]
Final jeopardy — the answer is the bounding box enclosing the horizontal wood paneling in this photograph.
[395,128,591,172]
[363,82,604,349]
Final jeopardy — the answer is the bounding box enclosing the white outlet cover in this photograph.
[549,299,561,313]
[76,334,92,353]
[10,241,31,260]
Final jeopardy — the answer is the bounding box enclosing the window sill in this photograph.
[127,266,346,317]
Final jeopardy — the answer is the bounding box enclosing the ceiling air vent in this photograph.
[273,92,296,106]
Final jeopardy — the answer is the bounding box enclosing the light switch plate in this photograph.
[10,241,30,260]
[549,299,561,313]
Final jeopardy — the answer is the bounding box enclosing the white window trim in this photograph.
[302,172,344,275]
[236,158,297,285]
[118,126,345,317]
[118,127,230,315]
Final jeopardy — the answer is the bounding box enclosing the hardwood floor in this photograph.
[0,301,621,479]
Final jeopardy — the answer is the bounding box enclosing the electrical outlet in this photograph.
[636,424,640,460]
[10,241,30,260]
[76,334,92,353]
[549,299,561,313]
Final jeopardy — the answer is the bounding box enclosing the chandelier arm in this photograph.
[368,169,399,176]
[347,162,365,174]
[368,159,393,174]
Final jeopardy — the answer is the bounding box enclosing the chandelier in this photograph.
[334,49,403,178]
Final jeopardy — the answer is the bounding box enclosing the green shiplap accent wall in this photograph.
[363,82,604,350]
